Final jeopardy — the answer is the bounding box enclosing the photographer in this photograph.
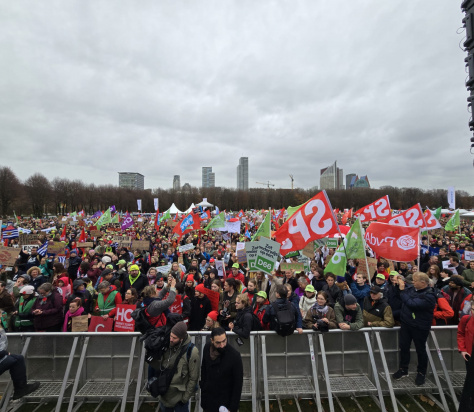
[303,291,337,331]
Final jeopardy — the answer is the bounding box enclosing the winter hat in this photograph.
[344,294,357,306]
[171,321,188,340]
[73,279,86,290]
[232,263,240,269]
[389,271,399,277]
[195,283,207,294]
[102,256,112,264]
[106,264,114,270]
[450,276,464,287]
[376,274,386,280]
[370,285,382,294]
[256,291,267,299]
[129,264,140,272]
[19,274,31,283]
[186,275,195,283]
[209,258,215,263]
[305,285,316,293]
[20,285,35,295]
[101,268,113,278]
[118,260,126,266]
[207,311,218,321]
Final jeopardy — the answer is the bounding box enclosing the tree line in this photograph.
[0,166,472,218]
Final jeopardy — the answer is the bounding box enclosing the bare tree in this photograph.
[24,173,52,217]
[0,166,21,217]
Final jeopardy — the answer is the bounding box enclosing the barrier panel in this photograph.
[0,326,466,412]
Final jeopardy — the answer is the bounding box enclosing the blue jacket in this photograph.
[350,283,371,307]
[400,285,436,330]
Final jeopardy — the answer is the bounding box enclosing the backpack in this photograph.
[271,301,296,336]
[143,313,183,364]
[131,306,154,334]
[251,312,263,331]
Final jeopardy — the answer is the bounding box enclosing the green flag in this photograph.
[445,210,460,231]
[13,210,18,224]
[160,209,171,223]
[252,212,271,240]
[345,218,366,259]
[286,203,305,219]
[204,212,225,232]
[111,214,119,224]
[96,208,112,228]
[70,211,77,217]
[433,207,442,220]
[324,243,347,278]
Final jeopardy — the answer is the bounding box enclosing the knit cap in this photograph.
[171,321,188,340]
[344,294,357,306]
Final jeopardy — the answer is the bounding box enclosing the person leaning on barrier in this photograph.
[148,321,200,412]
[262,285,302,336]
[303,291,337,332]
[229,293,255,340]
[200,327,243,412]
[334,294,363,331]
[0,327,40,400]
[362,285,394,328]
[392,272,436,386]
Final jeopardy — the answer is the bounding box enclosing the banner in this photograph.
[447,186,455,209]
[88,316,114,332]
[365,222,419,262]
[137,199,142,212]
[114,304,136,332]
[121,212,134,231]
[274,191,337,254]
[354,195,391,222]
[154,198,159,211]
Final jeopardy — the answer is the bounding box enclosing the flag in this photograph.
[78,228,86,243]
[344,218,366,259]
[111,214,119,224]
[121,212,134,231]
[96,208,112,228]
[204,212,226,232]
[60,225,67,241]
[154,209,160,231]
[447,187,455,209]
[215,206,220,214]
[445,210,460,231]
[110,205,116,214]
[251,211,271,240]
[423,209,442,230]
[354,196,391,222]
[286,203,305,219]
[13,211,18,224]
[274,191,338,254]
[137,199,142,212]
[154,198,159,211]
[2,226,19,239]
[324,243,347,277]
[383,204,425,228]
[160,209,171,223]
[341,208,352,225]
[365,222,419,262]
[92,210,102,219]
[237,210,244,218]
[433,207,442,220]
[37,241,49,256]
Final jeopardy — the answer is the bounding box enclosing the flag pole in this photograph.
[358,218,371,280]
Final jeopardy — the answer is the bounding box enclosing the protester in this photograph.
[334,294,364,331]
[31,282,64,332]
[11,285,37,332]
[303,291,337,331]
[362,286,394,328]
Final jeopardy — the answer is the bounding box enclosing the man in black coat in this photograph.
[188,284,212,331]
[200,327,243,412]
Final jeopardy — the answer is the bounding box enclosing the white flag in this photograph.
[137,199,142,211]
[447,186,455,209]
[154,198,159,211]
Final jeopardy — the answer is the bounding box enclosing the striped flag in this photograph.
[37,241,49,256]
[2,226,19,239]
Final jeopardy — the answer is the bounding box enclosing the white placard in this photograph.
[178,244,195,253]
[137,199,142,211]
[464,250,474,261]
[215,260,225,277]
[156,264,172,274]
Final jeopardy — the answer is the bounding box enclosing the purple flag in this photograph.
[110,205,116,213]
[121,212,134,231]
[92,210,102,219]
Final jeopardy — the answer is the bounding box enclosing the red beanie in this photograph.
[186,275,194,283]
[195,283,206,294]
[207,310,218,321]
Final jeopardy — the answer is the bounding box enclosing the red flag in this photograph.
[365,222,419,262]
[274,191,338,254]
[60,225,67,241]
[78,228,86,243]
[341,208,352,225]
[154,208,160,231]
[423,209,442,230]
[382,204,425,228]
[354,196,391,222]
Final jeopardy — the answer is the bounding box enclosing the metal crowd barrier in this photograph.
[0,326,465,412]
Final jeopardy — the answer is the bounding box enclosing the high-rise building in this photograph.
[237,157,249,190]
[346,173,358,190]
[202,167,215,188]
[320,161,343,190]
[118,172,144,190]
[173,175,181,191]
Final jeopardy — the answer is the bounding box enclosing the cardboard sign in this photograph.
[357,257,378,278]
[19,233,41,246]
[47,242,66,255]
[254,238,280,274]
[280,262,305,272]
[302,242,314,258]
[167,220,178,227]
[113,235,131,243]
[113,304,136,332]
[77,242,94,248]
[90,230,102,238]
[236,249,247,264]
[0,246,19,266]
[22,245,37,254]
[178,244,195,253]
[131,240,150,251]
[71,315,89,332]
[88,316,114,332]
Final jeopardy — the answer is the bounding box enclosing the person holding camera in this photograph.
[303,291,337,332]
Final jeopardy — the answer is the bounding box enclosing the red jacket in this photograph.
[432,296,454,326]
[457,315,474,355]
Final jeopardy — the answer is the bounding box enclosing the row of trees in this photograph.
[0,166,473,218]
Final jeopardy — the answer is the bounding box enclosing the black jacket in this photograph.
[400,285,436,330]
[385,283,403,321]
[232,306,253,339]
[200,341,243,412]
[188,295,212,331]
[121,274,149,299]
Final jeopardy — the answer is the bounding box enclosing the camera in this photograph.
[312,319,329,333]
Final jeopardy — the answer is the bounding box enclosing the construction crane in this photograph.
[289,174,294,189]
[256,181,275,189]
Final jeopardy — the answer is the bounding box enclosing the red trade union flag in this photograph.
[365,222,419,262]
[383,204,425,228]
[341,208,352,225]
[354,196,391,222]
[274,191,337,254]
[423,209,442,230]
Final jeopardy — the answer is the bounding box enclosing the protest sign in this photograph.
[178,244,195,253]
[167,220,178,227]
[71,315,89,332]
[112,235,131,247]
[77,242,94,248]
[215,260,225,277]
[90,230,102,238]
[47,242,66,255]
[88,316,114,332]
[131,240,150,251]
[284,251,300,259]
[156,264,172,274]
[236,242,246,251]
[245,241,262,271]
[465,250,474,261]
[236,249,247,264]
[357,257,378,278]
[19,233,41,246]
[302,242,315,258]
[114,304,136,332]
[254,238,280,274]
[280,262,305,272]
[326,238,339,248]
[0,247,19,266]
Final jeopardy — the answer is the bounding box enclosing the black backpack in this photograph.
[251,312,263,331]
[271,301,296,336]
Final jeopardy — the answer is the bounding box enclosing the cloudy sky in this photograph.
[1,2,473,193]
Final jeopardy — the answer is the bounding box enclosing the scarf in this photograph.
[62,306,85,332]
[311,303,329,315]
[129,273,140,286]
